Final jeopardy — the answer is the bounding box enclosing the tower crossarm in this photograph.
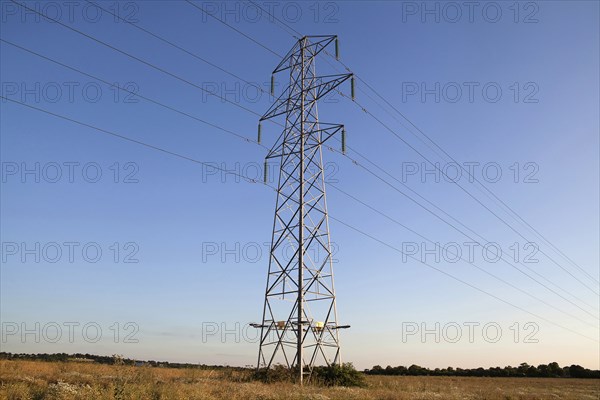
[266,123,344,159]
[272,35,337,74]
[260,73,352,122]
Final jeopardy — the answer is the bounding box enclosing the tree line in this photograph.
[364,362,600,378]
[0,352,240,370]
[2,353,598,378]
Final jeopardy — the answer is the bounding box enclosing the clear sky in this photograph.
[1,1,598,370]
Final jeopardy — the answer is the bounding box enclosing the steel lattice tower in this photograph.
[252,35,353,384]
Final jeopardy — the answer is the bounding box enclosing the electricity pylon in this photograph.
[252,35,353,384]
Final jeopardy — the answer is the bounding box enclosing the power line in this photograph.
[4,95,596,342]
[317,56,600,296]
[185,0,281,58]
[347,69,599,286]
[9,0,264,119]
[346,93,599,296]
[307,75,599,315]
[0,38,265,149]
[84,0,270,97]
[329,216,598,343]
[246,0,302,38]
[0,96,269,186]
[341,148,599,318]
[328,184,598,328]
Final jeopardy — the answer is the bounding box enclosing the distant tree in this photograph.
[548,362,563,377]
[537,364,549,377]
[408,364,425,376]
[517,362,530,376]
[526,365,539,377]
[370,365,384,375]
[569,365,588,378]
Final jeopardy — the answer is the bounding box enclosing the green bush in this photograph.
[312,363,366,387]
[253,363,366,387]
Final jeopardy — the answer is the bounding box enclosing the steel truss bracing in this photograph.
[253,35,352,384]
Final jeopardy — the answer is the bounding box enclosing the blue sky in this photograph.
[1,1,598,369]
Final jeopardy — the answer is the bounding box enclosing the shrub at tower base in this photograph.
[253,363,366,387]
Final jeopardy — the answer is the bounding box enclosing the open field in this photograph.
[1,360,598,400]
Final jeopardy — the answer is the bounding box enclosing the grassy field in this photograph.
[1,360,598,400]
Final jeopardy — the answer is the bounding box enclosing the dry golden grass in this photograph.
[1,359,598,400]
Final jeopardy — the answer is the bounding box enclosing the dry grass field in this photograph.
[1,360,598,400]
